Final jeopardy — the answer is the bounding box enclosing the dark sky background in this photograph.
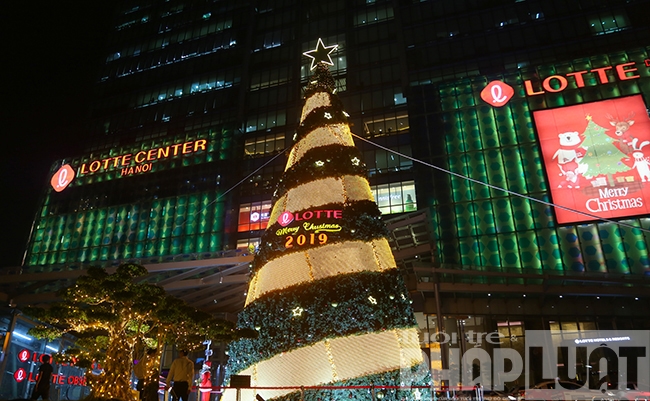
[2,3,114,268]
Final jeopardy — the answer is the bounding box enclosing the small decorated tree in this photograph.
[580,115,630,186]
[27,263,256,401]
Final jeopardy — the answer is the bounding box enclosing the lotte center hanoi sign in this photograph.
[50,139,207,192]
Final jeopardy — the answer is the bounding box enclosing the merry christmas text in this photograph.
[586,187,643,212]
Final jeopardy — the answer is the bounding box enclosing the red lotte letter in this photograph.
[616,62,639,80]
[591,66,612,84]
[542,75,568,93]
[566,70,589,87]
[524,80,544,96]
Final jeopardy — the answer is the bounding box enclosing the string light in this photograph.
[27,264,243,401]
[305,251,316,281]
[324,339,339,381]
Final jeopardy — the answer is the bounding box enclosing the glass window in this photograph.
[245,111,287,133]
[588,11,629,35]
[371,180,417,214]
[354,5,394,26]
[394,92,407,105]
[106,52,121,62]
[250,66,290,90]
[244,133,286,157]
[1,316,90,400]
[238,201,272,232]
[237,237,261,253]
[243,164,285,195]
[496,320,525,381]
[365,145,413,176]
[363,114,409,137]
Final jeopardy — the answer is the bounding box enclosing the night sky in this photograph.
[2,2,114,268]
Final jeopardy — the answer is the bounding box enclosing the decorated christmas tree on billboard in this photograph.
[225,39,429,401]
[581,115,630,185]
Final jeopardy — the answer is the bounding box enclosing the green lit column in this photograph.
[576,225,607,272]
[210,193,224,250]
[123,205,138,259]
[171,196,187,255]
[159,198,175,256]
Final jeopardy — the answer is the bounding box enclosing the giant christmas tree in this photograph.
[225,40,429,401]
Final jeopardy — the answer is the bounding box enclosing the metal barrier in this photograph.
[177,384,485,401]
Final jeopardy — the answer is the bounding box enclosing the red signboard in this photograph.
[524,62,643,96]
[17,349,30,362]
[535,95,650,224]
[50,164,75,192]
[14,368,27,382]
[481,81,514,107]
[481,60,650,106]
[13,350,87,386]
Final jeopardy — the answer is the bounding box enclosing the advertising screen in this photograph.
[238,201,272,232]
[535,95,650,224]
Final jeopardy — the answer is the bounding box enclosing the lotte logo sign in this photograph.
[14,368,27,382]
[481,60,650,108]
[18,349,30,362]
[481,81,514,107]
[50,164,75,192]
[278,211,294,227]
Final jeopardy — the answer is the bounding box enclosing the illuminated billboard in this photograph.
[237,201,272,232]
[47,137,212,193]
[78,139,207,177]
[535,95,650,224]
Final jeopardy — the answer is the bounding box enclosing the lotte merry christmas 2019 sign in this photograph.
[535,95,650,224]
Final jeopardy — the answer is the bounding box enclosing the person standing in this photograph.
[31,355,53,400]
[166,350,194,401]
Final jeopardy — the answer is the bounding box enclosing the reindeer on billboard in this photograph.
[606,112,650,182]
[607,112,650,155]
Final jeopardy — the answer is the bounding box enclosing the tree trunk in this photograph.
[90,327,136,401]
[608,173,616,187]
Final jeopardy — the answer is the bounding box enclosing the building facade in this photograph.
[4,0,650,396]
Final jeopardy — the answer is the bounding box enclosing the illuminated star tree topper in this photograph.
[303,38,338,70]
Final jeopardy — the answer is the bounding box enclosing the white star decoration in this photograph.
[303,38,338,70]
[324,112,332,119]
[292,306,304,317]
[315,160,324,167]
[368,296,377,304]
[351,157,360,166]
